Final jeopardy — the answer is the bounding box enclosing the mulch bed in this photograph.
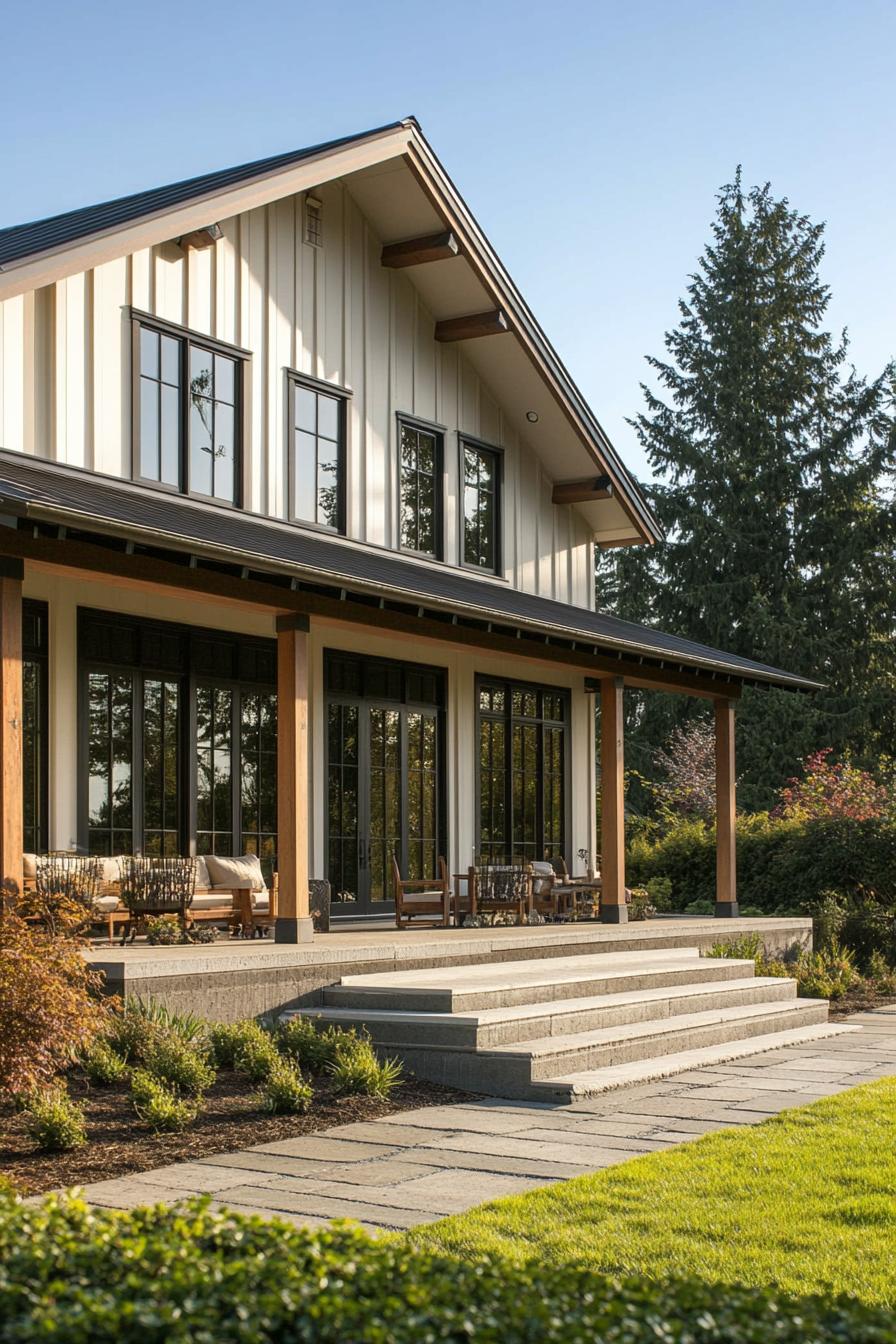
[1,1070,471,1197]
[828,986,896,1019]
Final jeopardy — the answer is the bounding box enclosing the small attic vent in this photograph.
[304,196,322,247]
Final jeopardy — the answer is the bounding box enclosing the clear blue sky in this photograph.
[2,0,893,480]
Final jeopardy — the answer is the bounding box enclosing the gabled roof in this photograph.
[0,122,405,269]
[0,451,822,692]
[0,118,661,548]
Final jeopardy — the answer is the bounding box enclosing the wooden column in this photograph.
[0,560,24,909]
[714,697,739,917]
[275,615,313,943]
[599,676,627,923]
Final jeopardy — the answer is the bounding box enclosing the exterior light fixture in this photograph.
[525,410,539,423]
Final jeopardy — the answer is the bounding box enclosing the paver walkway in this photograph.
[80,1007,896,1231]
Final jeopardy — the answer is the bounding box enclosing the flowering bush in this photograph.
[650,719,719,822]
[0,913,106,1098]
[774,748,890,822]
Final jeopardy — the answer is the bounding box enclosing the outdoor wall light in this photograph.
[525,410,539,423]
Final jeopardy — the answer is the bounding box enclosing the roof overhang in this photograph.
[0,118,660,550]
[0,451,823,695]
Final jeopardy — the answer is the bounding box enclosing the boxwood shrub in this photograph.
[0,1190,891,1343]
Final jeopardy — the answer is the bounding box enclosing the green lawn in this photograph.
[414,1077,896,1307]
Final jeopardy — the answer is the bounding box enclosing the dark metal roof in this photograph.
[0,451,821,692]
[0,123,406,269]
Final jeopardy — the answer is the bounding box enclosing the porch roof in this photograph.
[0,450,823,693]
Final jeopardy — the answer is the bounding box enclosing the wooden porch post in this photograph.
[275,615,314,943]
[599,676,627,923]
[714,697,739,917]
[0,560,24,908]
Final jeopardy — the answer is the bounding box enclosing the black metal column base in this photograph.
[714,901,740,918]
[274,916,315,944]
[600,903,629,924]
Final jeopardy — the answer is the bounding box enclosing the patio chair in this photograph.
[28,851,104,935]
[530,860,561,919]
[391,855,451,929]
[118,854,196,943]
[463,861,533,925]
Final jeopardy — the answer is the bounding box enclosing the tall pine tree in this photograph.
[600,172,896,811]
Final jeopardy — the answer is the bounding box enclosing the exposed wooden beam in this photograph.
[714,698,738,917]
[0,530,742,699]
[0,561,23,906]
[275,616,313,943]
[176,224,223,252]
[599,677,627,923]
[381,230,460,268]
[434,310,508,342]
[552,476,614,507]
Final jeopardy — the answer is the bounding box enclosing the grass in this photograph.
[414,1077,896,1307]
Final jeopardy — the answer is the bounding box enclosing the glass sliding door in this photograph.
[195,684,234,859]
[325,651,445,919]
[240,691,278,884]
[142,678,180,855]
[86,671,134,855]
[22,600,49,854]
[477,677,569,865]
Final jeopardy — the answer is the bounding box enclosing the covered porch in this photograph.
[0,451,819,947]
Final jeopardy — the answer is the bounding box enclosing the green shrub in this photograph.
[683,898,714,916]
[130,1071,200,1131]
[25,1086,87,1152]
[627,887,655,921]
[0,1191,891,1343]
[795,942,856,1000]
[738,905,765,917]
[144,914,182,946]
[329,1034,402,1099]
[277,1016,345,1072]
[79,1039,128,1086]
[143,1037,215,1096]
[867,949,896,994]
[260,1059,313,1114]
[233,1025,280,1083]
[706,932,764,962]
[644,874,673,912]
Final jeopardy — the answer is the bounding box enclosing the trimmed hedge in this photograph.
[629,813,896,914]
[0,1191,893,1343]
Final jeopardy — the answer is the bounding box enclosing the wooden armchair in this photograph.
[530,860,560,918]
[465,862,533,925]
[392,856,451,929]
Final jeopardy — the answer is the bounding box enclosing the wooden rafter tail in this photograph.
[551,476,614,506]
[381,230,460,268]
[434,310,509,342]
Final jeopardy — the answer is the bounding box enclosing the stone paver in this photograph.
[78,1007,896,1230]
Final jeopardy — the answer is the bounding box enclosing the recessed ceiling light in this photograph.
[525,410,539,423]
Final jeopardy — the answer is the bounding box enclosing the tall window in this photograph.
[133,314,243,505]
[23,600,49,854]
[80,610,276,873]
[290,375,346,531]
[462,440,501,572]
[477,678,568,865]
[399,419,442,558]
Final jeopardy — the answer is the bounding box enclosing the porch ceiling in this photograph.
[0,450,823,695]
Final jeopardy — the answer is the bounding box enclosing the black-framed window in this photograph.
[462,439,501,572]
[477,677,568,865]
[23,600,49,854]
[399,418,443,558]
[289,374,347,531]
[79,609,277,878]
[133,313,244,505]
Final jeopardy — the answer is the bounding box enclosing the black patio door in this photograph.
[326,652,444,919]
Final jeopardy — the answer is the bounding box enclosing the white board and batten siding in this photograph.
[0,180,596,609]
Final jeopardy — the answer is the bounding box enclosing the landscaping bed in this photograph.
[0,1069,465,1197]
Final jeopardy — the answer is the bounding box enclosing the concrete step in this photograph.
[301,976,797,1049]
[530,1022,861,1101]
[376,998,831,1098]
[322,947,756,1013]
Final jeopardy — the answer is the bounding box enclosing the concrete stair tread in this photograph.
[486,997,824,1060]
[334,947,707,993]
[302,976,793,1031]
[531,1023,861,1098]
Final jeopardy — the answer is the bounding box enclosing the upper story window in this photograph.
[133,313,244,506]
[399,418,443,559]
[462,439,501,573]
[289,373,347,532]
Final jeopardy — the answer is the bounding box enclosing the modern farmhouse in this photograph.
[0,117,820,945]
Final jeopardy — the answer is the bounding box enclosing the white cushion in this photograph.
[193,855,212,892]
[101,857,123,884]
[23,853,37,879]
[203,853,265,892]
[191,892,237,911]
[401,890,444,904]
[96,894,120,912]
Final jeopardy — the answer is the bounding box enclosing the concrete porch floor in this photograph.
[86,916,813,1021]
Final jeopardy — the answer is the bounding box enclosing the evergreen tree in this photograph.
[599,172,896,811]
